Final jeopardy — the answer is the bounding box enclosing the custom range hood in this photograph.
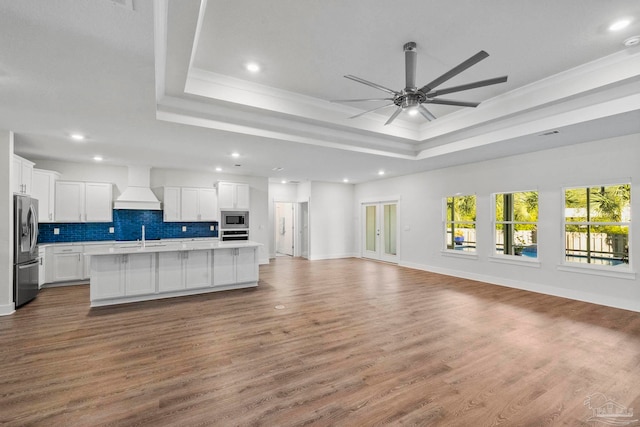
[113,166,161,210]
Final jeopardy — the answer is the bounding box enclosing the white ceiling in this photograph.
[1,0,640,184]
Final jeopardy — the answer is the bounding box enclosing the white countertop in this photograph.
[85,240,261,255]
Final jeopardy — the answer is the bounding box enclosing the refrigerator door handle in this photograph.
[28,204,38,253]
[18,259,40,269]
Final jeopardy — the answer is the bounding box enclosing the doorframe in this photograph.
[274,201,295,257]
[360,196,401,263]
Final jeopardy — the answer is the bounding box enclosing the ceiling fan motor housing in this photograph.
[395,89,426,109]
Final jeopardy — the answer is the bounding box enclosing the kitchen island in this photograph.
[85,240,260,307]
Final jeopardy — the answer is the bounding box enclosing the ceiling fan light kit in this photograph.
[333,41,508,125]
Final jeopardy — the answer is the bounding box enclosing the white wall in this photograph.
[309,181,356,260]
[0,131,14,315]
[355,133,640,312]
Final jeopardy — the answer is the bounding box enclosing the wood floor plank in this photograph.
[1,257,639,426]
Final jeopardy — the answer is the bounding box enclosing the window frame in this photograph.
[560,182,633,277]
[491,190,539,264]
[443,194,477,256]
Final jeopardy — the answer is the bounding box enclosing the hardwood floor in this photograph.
[1,257,640,426]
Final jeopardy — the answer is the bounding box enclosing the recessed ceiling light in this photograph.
[246,62,260,73]
[609,19,631,31]
[93,155,103,162]
[70,133,85,141]
[281,180,287,184]
[343,178,349,183]
[378,170,385,176]
[231,152,240,158]
[624,35,640,47]
[272,167,284,171]
[215,167,222,172]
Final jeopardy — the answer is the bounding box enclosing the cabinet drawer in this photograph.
[53,245,84,254]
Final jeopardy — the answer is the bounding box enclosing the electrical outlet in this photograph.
[109,227,115,234]
[210,225,215,231]
[182,226,187,232]
[53,228,60,235]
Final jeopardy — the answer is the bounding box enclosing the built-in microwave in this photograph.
[220,210,249,229]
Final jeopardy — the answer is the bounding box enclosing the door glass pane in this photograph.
[366,205,376,252]
[384,204,397,255]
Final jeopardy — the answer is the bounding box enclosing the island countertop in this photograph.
[84,240,261,256]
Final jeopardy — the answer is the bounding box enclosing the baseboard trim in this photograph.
[399,260,640,313]
[0,302,16,316]
[308,253,358,261]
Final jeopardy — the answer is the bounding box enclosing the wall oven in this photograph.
[221,229,249,241]
[220,211,249,229]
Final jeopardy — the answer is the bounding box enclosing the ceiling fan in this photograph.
[333,42,508,125]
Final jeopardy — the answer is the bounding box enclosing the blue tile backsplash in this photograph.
[38,209,218,243]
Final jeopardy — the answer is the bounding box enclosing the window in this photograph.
[495,191,538,258]
[445,195,476,252]
[564,184,630,266]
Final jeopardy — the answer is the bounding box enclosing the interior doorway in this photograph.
[362,201,398,263]
[275,202,295,257]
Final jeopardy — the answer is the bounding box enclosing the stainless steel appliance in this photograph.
[221,229,249,241]
[220,210,249,229]
[14,194,39,307]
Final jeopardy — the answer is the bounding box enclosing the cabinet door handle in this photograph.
[79,214,82,221]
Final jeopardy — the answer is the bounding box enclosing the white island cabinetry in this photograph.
[91,253,156,300]
[158,250,211,292]
[213,247,258,286]
[88,241,259,307]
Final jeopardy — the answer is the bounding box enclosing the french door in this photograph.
[362,202,398,263]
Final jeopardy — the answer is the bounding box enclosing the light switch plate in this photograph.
[182,226,187,232]
[109,227,115,233]
[210,225,215,231]
[53,228,60,235]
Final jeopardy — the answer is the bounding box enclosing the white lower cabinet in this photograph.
[158,250,212,291]
[213,247,257,286]
[91,253,156,300]
[52,245,84,282]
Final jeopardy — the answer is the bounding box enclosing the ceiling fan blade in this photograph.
[384,107,403,125]
[425,98,480,108]
[404,42,417,89]
[419,50,489,93]
[331,98,395,103]
[418,105,436,121]
[425,76,508,98]
[344,75,399,96]
[349,103,395,119]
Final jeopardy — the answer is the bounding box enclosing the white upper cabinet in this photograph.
[181,187,217,221]
[55,181,113,222]
[32,169,60,223]
[163,186,217,222]
[13,155,34,195]
[85,182,113,222]
[217,182,250,210]
[163,187,181,222]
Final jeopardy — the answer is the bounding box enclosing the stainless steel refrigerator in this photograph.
[14,194,39,307]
